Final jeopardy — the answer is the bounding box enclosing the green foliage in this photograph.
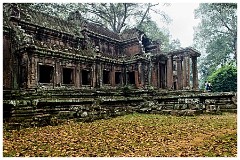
[3,113,237,157]
[22,3,170,34]
[194,3,237,83]
[208,64,237,92]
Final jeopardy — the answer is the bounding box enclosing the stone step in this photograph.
[15,106,33,110]
[220,109,237,113]
[170,109,202,116]
[11,113,35,117]
[34,114,51,120]
[219,104,237,109]
[160,110,172,115]
[12,109,35,114]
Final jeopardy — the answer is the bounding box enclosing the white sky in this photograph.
[151,3,201,48]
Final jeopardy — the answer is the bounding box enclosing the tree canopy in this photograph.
[21,3,171,34]
[4,3,184,52]
[5,3,181,52]
[193,3,237,87]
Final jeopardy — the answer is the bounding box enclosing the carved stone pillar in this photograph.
[55,59,61,87]
[192,56,198,90]
[96,61,102,88]
[161,63,167,89]
[90,65,94,88]
[166,56,173,89]
[148,61,152,86]
[124,65,128,86]
[111,66,115,87]
[75,63,80,88]
[138,62,143,87]
[182,56,187,88]
[135,70,139,88]
[144,63,149,86]
[28,54,37,88]
[32,55,38,88]
[157,62,160,88]
[177,58,182,90]
[186,56,190,88]
[92,63,96,88]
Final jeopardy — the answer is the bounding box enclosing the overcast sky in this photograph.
[152,3,201,48]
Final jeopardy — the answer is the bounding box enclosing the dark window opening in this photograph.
[82,70,91,85]
[3,104,13,122]
[115,46,119,55]
[63,68,74,84]
[62,35,69,44]
[20,65,27,87]
[115,72,122,84]
[81,41,87,50]
[36,28,48,41]
[103,70,110,84]
[94,39,99,46]
[39,65,54,83]
[107,44,111,54]
[71,38,82,49]
[128,71,135,84]
[173,81,177,90]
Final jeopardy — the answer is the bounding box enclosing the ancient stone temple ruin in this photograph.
[3,4,236,128]
[3,4,200,91]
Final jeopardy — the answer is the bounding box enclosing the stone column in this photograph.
[186,56,190,88]
[33,55,38,87]
[144,63,149,86]
[79,64,82,88]
[148,61,152,86]
[96,61,102,88]
[92,63,96,88]
[121,65,125,86]
[192,56,198,90]
[162,64,166,88]
[135,70,139,88]
[138,62,143,87]
[166,56,173,89]
[124,64,127,86]
[143,62,149,87]
[177,58,182,90]
[91,65,94,88]
[75,63,80,88]
[182,56,187,88]
[55,59,61,87]
[28,54,37,88]
[27,54,32,88]
[157,62,160,88]
[111,66,115,87]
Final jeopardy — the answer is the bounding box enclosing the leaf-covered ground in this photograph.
[3,113,237,157]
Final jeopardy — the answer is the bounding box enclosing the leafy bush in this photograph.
[208,64,237,92]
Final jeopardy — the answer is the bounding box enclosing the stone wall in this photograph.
[3,89,237,129]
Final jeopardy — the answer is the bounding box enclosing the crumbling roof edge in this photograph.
[167,47,201,57]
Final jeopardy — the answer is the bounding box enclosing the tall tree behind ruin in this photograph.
[193,3,237,85]
[13,3,170,33]
[5,3,178,51]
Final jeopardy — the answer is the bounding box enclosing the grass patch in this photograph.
[3,113,237,157]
